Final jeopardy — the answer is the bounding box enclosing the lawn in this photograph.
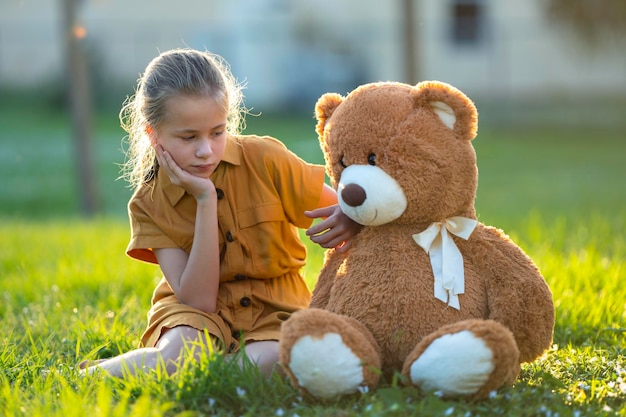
[0,102,624,416]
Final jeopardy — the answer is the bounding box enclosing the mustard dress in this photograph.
[126,135,325,351]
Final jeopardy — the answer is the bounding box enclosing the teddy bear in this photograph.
[278,80,555,400]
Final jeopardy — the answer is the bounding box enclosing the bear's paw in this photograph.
[408,330,494,397]
[288,333,365,399]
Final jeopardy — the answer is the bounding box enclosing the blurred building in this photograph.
[1,0,625,111]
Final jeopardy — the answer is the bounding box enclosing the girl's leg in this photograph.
[80,325,215,377]
[241,340,284,378]
[81,329,283,378]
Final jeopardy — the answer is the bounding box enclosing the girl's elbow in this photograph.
[192,299,216,314]
[202,300,217,314]
[178,293,216,314]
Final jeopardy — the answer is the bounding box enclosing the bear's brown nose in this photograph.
[341,183,366,207]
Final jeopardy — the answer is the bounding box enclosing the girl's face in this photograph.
[151,94,228,179]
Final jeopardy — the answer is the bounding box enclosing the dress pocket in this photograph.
[237,202,286,228]
[236,202,298,274]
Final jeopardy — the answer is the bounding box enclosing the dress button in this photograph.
[216,188,224,200]
[234,274,246,281]
[239,297,251,307]
[226,231,234,242]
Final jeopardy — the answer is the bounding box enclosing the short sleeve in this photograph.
[265,140,325,229]
[126,190,179,264]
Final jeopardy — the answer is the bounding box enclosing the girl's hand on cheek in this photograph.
[155,145,216,201]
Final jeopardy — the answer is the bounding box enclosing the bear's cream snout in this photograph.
[337,164,407,226]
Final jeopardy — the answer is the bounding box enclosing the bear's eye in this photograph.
[367,153,376,166]
[339,155,347,168]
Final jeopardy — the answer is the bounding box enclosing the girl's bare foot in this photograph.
[78,359,106,370]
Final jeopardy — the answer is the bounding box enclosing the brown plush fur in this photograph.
[280,81,554,400]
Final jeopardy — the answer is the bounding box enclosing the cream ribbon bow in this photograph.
[412,217,478,310]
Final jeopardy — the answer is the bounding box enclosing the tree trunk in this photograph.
[61,0,99,216]
[402,0,419,85]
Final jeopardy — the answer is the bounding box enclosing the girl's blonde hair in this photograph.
[119,48,246,188]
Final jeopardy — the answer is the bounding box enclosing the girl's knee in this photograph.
[243,340,281,377]
[157,326,217,363]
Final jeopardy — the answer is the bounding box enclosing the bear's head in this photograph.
[315,81,479,228]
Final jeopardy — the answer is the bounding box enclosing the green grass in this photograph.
[1,104,625,416]
[1,218,624,416]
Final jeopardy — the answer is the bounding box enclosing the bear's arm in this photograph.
[465,225,555,363]
[309,249,345,309]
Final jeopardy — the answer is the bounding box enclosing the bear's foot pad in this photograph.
[409,330,494,396]
[289,333,365,398]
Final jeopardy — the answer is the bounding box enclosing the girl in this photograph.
[81,48,361,377]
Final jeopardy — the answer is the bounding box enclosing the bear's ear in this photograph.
[315,93,344,139]
[412,81,478,141]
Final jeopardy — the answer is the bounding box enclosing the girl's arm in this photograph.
[305,184,363,253]
[152,146,220,313]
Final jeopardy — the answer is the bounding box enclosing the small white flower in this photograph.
[275,407,284,416]
[488,390,498,399]
[357,385,369,394]
[236,387,246,398]
[208,398,216,407]
[444,406,455,416]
